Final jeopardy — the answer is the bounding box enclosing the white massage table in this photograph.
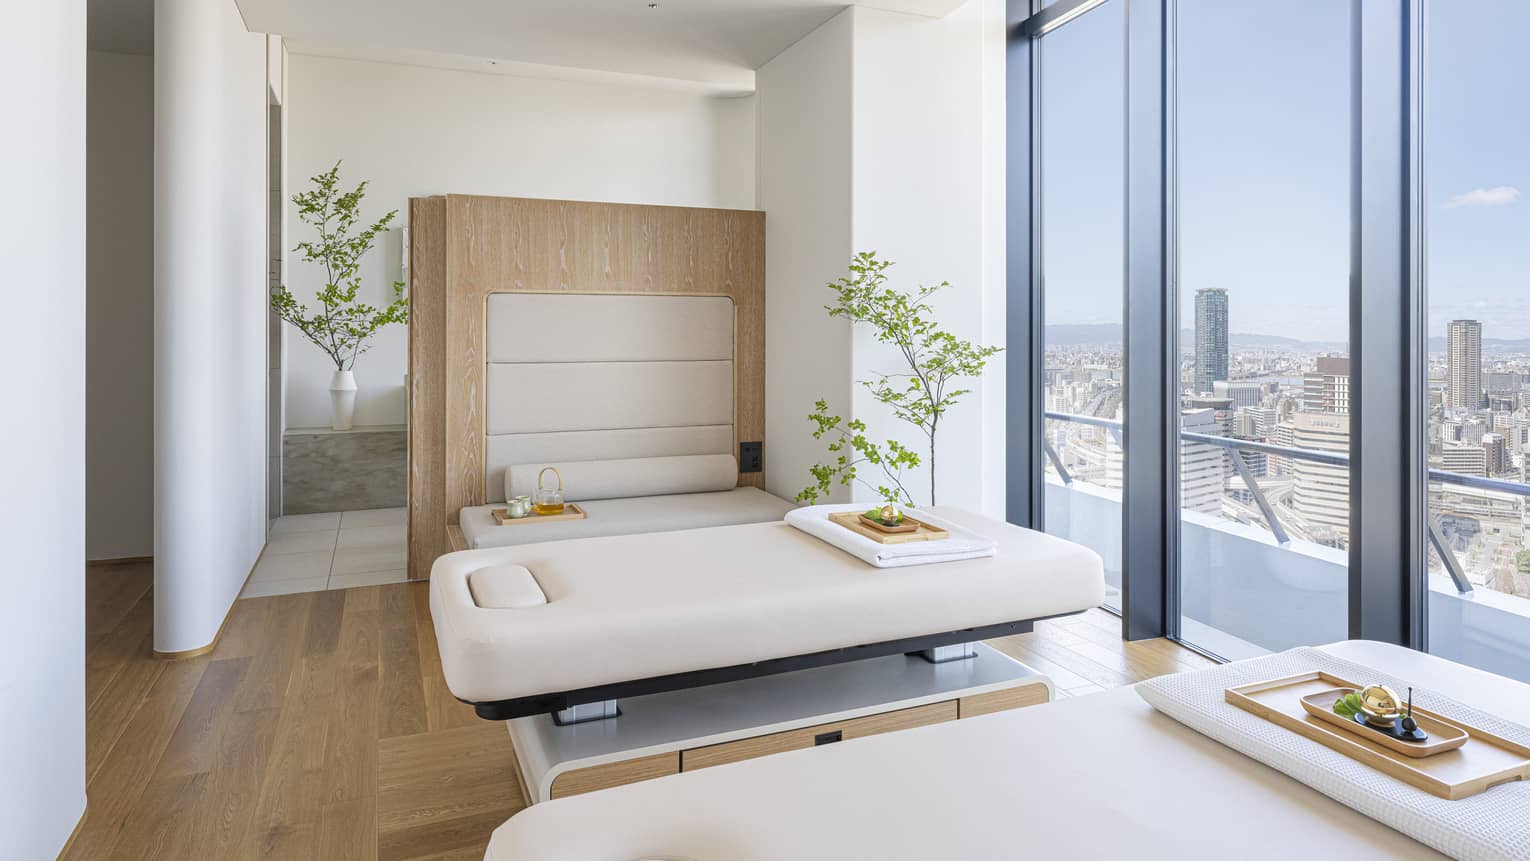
[431,507,1105,719]
[486,642,1527,860]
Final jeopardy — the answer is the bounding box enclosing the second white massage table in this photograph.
[431,507,1105,719]
[485,641,1530,860]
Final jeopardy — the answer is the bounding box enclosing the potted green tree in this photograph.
[272,162,408,430]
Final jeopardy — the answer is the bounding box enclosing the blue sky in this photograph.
[1041,0,1529,343]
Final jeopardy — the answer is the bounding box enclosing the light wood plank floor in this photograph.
[76,561,1215,859]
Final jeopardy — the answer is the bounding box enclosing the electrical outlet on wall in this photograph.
[739,441,763,473]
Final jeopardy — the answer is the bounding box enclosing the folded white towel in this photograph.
[784,504,998,568]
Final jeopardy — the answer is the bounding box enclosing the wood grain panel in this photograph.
[413,195,766,559]
[681,701,957,773]
[549,751,680,800]
[957,683,1050,719]
[408,196,447,579]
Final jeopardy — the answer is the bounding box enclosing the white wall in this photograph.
[850,1,1006,512]
[87,50,155,560]
[757,10,856,504]
[757,1,1006,512]
[282,55,759,429]
[2,2,87,855]
[154,0,271,653]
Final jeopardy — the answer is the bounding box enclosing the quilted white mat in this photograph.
[1137,647,1530,861]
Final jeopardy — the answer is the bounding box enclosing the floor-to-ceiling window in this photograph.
[1421,0,1530,682]
[1172,0,1352,659]
[1036,0,1126,612]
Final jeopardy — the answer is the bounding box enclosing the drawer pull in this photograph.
[814,730,843,746]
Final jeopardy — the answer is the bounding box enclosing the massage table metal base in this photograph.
[463,617,1060,720]
[509,642,1051,804]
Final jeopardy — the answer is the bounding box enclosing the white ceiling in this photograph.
[235,0,967,93]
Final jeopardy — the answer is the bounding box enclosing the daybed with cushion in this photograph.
[456,454,794,550]
[484,641,1530,860]
[430,507,1106,718]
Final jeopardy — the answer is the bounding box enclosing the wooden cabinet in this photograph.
[682,701,958,772]
[549,752,680,800]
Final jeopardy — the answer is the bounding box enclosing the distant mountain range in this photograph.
[1044,323,1347,351]
[1045,323,1530,353]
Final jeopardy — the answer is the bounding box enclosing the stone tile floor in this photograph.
[242,506,407,598]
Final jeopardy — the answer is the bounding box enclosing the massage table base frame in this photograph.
[463,616,1081,720]
[914,642,977,664]
[552,700,620,726]
[509,642,1053,804]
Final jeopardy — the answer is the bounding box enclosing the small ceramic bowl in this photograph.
[505,495,533,518]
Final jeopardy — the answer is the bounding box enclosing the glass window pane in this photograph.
[1038,0,1125,613]
[1173,0,1351,659]
[1423,1,1530,683]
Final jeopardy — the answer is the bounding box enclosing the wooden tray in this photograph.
[492,503,587,525]
[1299,689,1468,758]
[857,513,918,534]
[828,511,949,545]
[1226,671,1530,800]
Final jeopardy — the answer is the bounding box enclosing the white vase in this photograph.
[329,369,357,431]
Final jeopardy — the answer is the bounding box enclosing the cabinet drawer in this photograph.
[681,700,957,772]
[958,681,1050,719]
[549,751,679,799]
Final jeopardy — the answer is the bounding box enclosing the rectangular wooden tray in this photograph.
[491,503,587,525]
[1226,670,1530,800]
[828,511,950,545]
[1299,689,1468,758]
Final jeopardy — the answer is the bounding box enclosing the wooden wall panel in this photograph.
[409,194,766,578]
[407,197,447,580]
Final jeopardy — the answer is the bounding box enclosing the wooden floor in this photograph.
[76,561,1215,860]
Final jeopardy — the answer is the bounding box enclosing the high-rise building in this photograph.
[1290,412,1350,546]
[1302,356,1351,415]
[1246,406,1279,440]
[1446,319,1483,412]
[1194,288,1229,396]
[1214,380,1263,410]
[1483,433,1510,476]
[1441,443,1487,477]
[1180,408,1227,516]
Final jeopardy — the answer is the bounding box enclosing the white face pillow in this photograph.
[467,564,547,609]
[506,454,739,502]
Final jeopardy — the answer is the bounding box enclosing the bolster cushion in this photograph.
[468,564,548,609]
[506,454,739,502]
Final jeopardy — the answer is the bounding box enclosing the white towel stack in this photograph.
[784,504,997,568]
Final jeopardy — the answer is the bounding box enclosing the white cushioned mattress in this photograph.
[485,642,1514,860]
[431,507,1105,704]
[457,486,794,550]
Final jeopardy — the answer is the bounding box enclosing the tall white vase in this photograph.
[329,369,357,431]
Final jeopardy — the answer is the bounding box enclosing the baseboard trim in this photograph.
[56,802,86,859]
[153,543,264,660]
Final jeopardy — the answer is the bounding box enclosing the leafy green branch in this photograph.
[271,161,408,371]
[795,401,920,507]
[798,252,1002,506]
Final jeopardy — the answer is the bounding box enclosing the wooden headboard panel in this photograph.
[406,195,766,579]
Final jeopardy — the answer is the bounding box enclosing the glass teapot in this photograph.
[534,466,565,516]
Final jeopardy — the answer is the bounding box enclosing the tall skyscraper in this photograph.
[1290,412,1350,547]
[1302,356,1351,415]
[1180,408,1227,516]
[1194,288,1229,396]
[1446,319,1483,412]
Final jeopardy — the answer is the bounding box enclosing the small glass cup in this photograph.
[505,495,532,518]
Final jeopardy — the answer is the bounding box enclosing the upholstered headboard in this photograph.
[483,294,735,502]
[406,194,765,579]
